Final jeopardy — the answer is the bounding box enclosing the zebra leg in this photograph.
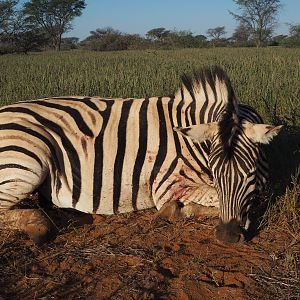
[0,155,55,244]
[155,201,219,221]
[154,200,184,222]
[0,208,54,244]
[180,202,219,218]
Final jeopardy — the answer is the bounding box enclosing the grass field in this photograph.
[0,47,300,125]
[0,48,300,299]
[0,46,299,248]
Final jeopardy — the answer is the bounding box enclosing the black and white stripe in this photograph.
[0,67,280,241]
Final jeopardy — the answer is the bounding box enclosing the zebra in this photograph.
[0,66,282,244]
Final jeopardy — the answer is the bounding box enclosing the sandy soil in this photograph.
[0,206,299,300]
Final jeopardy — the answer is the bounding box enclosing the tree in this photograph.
[146,27,170,41]
[289,24,300,38]
[13,28,49,53]
[281,23,300,47]
[232,21,252,43]
[82,27,145,51]
[0,1,48,54]
[23,0,86,51]
[206,26,226,40]
[87,27,120,40]
[84,27,126,51]
[206,26,227,46]
[61,36,79,49]
[195,34,207,42]
[0,0,18,36]
[166,30,208,48]
[269,34,287,46]
[230,0,281,47]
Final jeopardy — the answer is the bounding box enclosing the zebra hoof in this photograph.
[26,224,55,245]
[24,212,56,245]
[10,208,56,245]
[155,200,184,222]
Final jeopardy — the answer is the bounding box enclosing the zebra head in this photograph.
[174,66,282,244]
[175,119,282,243]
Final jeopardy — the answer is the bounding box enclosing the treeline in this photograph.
[79,26,300,51]
[2,24,300,54]
[80,27,208,51]
[1,0,300,54]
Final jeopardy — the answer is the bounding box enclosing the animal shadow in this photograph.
[246,126,300,240]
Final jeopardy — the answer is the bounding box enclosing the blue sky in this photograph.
[66,0,300,40]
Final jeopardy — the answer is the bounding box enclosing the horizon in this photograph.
[64,0,300,40]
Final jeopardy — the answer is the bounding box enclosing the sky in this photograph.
[65,0,300,40]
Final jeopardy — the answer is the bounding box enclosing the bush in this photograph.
[0,41,16,55]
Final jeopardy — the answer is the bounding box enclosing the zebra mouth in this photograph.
[214,219,245,244]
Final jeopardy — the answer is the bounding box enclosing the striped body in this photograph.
[0,67,282,243]
[0,95,219,214]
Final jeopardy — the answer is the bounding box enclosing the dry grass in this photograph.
[254,167,300,299]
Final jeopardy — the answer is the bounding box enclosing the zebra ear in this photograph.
[173,123,218,143]
[243,122,283,144]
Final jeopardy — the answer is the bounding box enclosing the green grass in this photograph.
[264,170,300,236]
[0,48,300,125]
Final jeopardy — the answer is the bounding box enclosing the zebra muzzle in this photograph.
[214,219,245,244]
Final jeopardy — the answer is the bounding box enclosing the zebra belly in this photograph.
[153,165,219,210]
[68,184,155,215]
[156,181,219,210]
[48,173,155,215]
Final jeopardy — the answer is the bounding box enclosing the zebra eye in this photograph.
[247,172,256,181]
[247,173,255,180]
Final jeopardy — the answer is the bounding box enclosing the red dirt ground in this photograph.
[0,207,299,300]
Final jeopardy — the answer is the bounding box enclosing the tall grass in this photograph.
[0,48,300,125]
[264,170,300,235]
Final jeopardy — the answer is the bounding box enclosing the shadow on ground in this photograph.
[266,126,300,194]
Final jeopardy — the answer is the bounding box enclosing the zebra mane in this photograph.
[219,95,240,159]
[180,65,234,103]
[181,66,239,159]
